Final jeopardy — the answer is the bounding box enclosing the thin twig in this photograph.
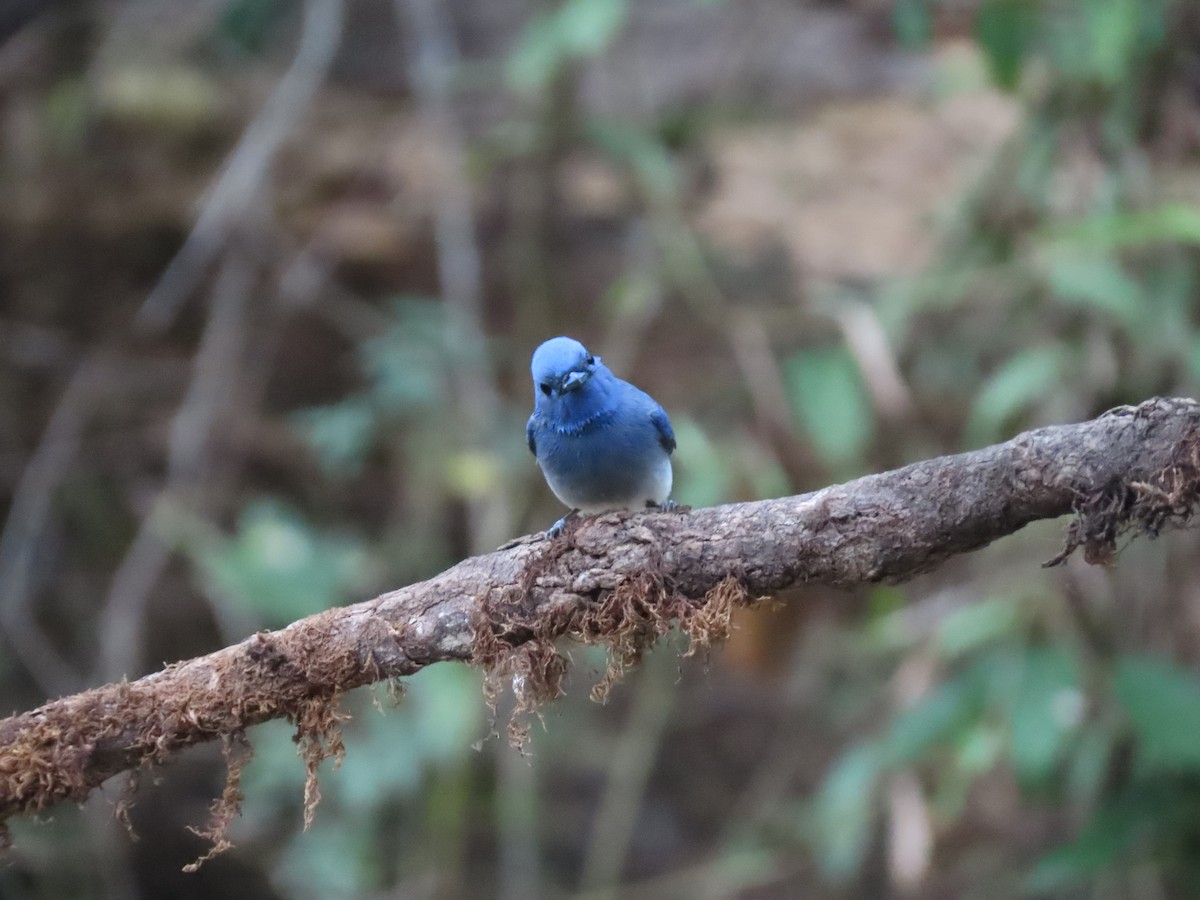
[832,299,915,423]
[578,648,679,896]
[97,248,253,682]
[396,0,513,553]
[135,0,345,331]
[0,357,103,696]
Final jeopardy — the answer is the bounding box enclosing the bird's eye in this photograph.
[585,355,595,365]
[540,383,552,396]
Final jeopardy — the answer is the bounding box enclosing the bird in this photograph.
[526,336,676,535]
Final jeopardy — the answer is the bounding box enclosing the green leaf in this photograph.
[506,0,628,92]
[1008,647,1082,785]
[192,500,367,624]
[1043,204,1200,250]
[1066,726,1113,800]
[360,299,449,414]
[965,346,1066,447]
[1115,656,1200,771]
[784,346,875,473]
[936,596,1023,659]
[810,743,884,880]
[975,0,1037,91]
[1082,0,1140,84]
[506,14,564,92]
[281,824,374,899]
[868,585,907,621]
[956,722,1003,775]
[1028,791,1158,892]
[556,0,627,55]
[338,666,480,808]
[892,0,932,47]
[1044,255,1143,329]
[219,0,288,54]
[444,449,504,499]
[585,119,677,196]
[292,398,376,476]
[885,673,984,764]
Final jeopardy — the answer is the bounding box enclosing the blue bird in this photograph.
[526,336,676,535]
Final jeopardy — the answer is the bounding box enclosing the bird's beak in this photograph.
[561,369,590,393]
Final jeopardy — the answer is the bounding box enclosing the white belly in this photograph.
[545,452,673,513]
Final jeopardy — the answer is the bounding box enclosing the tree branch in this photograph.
[3,397,1199,829]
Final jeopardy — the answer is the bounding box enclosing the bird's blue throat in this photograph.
[543,404,618,436]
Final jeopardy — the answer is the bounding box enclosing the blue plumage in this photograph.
[526,337,675,529]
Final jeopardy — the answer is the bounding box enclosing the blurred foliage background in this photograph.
[2,0,1200,897]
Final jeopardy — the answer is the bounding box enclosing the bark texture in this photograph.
[3,396,1200,829]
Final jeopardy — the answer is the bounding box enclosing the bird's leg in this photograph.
[547,509,580,538]
[646,499,680,512]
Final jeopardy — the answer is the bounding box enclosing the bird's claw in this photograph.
[546,510,579,539]
[646,499,681,512]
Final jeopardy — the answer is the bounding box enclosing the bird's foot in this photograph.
[546,509,580,539]
[646,499,682,512]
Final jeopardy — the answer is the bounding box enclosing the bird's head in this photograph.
[531,336,601,401]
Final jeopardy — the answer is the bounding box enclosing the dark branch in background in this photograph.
[134,0,344,331]
[2,397,1200,856]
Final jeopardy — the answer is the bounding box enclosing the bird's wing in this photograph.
[526,415,538,456]
[651,406,676,454]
